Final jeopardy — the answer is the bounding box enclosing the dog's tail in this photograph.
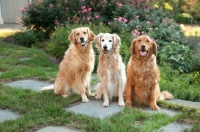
[159,90,174,100]
[41,85,54,91]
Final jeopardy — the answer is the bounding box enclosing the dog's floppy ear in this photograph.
[86,27,95,41]
[68,29,76,44]
[94,33,103,46]
[112,34,121,47]
[130,39,136,55]
[151,40,157,56]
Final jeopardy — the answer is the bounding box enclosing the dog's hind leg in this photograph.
[54,78,69,98]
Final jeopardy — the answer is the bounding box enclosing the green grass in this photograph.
[0,39,200,132]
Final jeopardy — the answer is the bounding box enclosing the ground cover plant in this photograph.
[0,34,200,131]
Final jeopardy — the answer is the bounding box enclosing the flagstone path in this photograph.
[0,55,199,132]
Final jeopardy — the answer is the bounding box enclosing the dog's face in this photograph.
[69,27,95,47]
[95,33,120,54]
[131,35,157,60]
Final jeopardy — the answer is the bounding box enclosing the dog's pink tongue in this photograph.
[140,51,146,56]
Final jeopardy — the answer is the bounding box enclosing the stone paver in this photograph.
[0,55,6,59]
[18,58,32,61]
[4,79,53,91]
[142,107,179,117]
[35,126,81,132]
[157,122,192,132]
[0,109,20,123]
[66,98,124,119]
[166,99,200,108]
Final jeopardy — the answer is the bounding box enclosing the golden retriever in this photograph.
[124,35,173,110]
[94,33,126,107]
[41,27,96,102]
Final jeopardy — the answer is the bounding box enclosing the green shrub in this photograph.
[160,64,200,102]
[20,0,69,37]
[174,13,195,24]
[179,0,200,21]
[108,3,187,50]
[159,42,192,73]
[12,30,37,47]
[194,71,200,84]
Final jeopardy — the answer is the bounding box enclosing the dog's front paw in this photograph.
[103,102,109,107]
[150,104,160,111]
[118,101,125,107]
[62,94,68,98]
[82,98,89,103]
[125,100,132,107]
[95,94,102,100]
[89,93,96,97]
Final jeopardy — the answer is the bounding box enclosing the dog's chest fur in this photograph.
[131,55,159,104]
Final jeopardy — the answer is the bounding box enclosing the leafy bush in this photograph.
[160,64,200,102]
[20,0,69,37]
[108,3,187,49]
[193,71,200,84]
[159,42,192,73]
[12,30,37,47]
[174,13,195,24]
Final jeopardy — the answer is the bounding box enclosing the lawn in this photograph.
[0,32,200,132]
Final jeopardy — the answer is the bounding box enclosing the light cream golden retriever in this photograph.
[94,33,126,107]
[41,27,95,102]
[124,35,173,110]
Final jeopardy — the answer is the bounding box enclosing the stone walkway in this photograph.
[1,74,200,131]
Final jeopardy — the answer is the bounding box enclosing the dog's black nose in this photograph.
[80,37,84,41]
[141,45,145,49]
[103,45,108,50]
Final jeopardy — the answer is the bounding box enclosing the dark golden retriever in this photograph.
[41,27,96,102]
[124,35,173,110]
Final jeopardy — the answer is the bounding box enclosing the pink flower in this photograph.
[66,7,69,10]
[116,2,123,7]
[21,24,25,27]
[87,8,92,11]
[20,8,25,12]
[34,8,36,10]
[136,15,139,19]
[64,0,68,3]
[108,22,111,25]
[114,18,117,20]
[87,16,92,20]
[82,17,85,20]
[147,21,150,24]
[50,4,53,8]
[67,17,70,20]
[82,6,86,9]
[55,20,59,25]
[118,17,123,22]
[124,19,128,23]
[95,15,100,19]
[149,27,153,30]
[81,0,85,1]
[28,3,32,6]
[83,9,88,12]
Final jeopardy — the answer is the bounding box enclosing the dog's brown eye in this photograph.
[76,33,79,35]
[146,40,150,42]
[101,39,104,42]
[83,32,87,34]
[109,40,112,42]
[138,39,141,42]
